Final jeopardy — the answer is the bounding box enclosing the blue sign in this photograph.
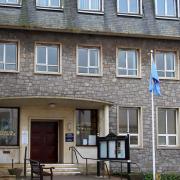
[65,133,74,142]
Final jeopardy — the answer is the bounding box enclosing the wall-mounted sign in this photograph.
[0,131,16,136]
[65,133,74,142]
[22,130,28,145]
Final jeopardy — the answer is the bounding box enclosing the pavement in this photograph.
[16,175,126,180]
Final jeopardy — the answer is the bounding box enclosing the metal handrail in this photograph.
[24,146,30,177]
[69,146,110,177]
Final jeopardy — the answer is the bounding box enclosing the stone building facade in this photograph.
[0,0,179,174]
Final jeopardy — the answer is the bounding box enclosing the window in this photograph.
[76,110,98,146]
[0,0,20,5]
[0,42,18,72]
[118,107,140,146]
[77,46,101,75]
[36,0,62,8]
[158,108,178,146]
[117,49,139,77]
[155,0,178,18]
[35,44,61,74]
[117,0,142,15]
[78,0,103,12]
[0,108,19,146]
[155,51,176,78]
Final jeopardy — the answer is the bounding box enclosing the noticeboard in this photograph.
[97,133,130,160]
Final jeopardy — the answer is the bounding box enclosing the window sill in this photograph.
[159,77,179,81]
[34,72,62,75]
[78,10,104,15]
[36,6,63,11]
[0,70,19,73]
[77,73,102,77]
[116,75,141,79]
[76,145,97,147]
[157,146,180,150]
[155,16,179,21]
[0,146,19,149]
[117,13,143,18]
[0,4,21,8]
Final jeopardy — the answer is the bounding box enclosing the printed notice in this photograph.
[22,130,28,145]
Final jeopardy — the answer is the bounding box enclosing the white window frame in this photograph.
[0,42,18,72]
[117,0,143,16]
[155,51,176,79]
[77,46,102,76]
[36,0,63,9]
[78,0,104,13]
[116,48,140,78]
[157,108,178,147]
[155,0,179,19]
[0,0,21,6]
[117,107,142,148]
[35,43,62,74]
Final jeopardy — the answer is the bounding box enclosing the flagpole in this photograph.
[151,50,156,180]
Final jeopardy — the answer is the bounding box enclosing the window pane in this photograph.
[100,141,107,158]
[36,65,46,71]
[79,0,89,9]
[118,69,127,75]
[129,0,138,13]
[157,0,165,16]
[90,49,98,66]
[5,44,16,63]
[167,0,176,16]
[166,72,175,77]
[127,50,137,69]
[37,46,46,64]
[119,108,127,133]
[158,136,166,145]
[169,136,176,145]
[119,0,128,13]
[156,53,164,71]
[167,109,176,134]
[158,71,165,77]
[0,63,4,70]
[78,48,88,67]
[91,0,100,10]
[166,53,174,71]
[37,0,48,6]
[76,110,98,146]
[48,66,58,72]
[0,108,18,146]
[5,64,16,70]
[0,0,5,3]
[158,109,166,134]
[128,70,137,75]
[7,0,18,3]
[129,109,138,133]
[89,68,99,74]
[0,44,4,61]
[130,136,138,145]
[119,50,126,68]
[79,67,88,73]
[51,0,60,6]
[48,46,58,65]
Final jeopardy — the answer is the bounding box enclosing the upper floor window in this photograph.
[0,0,20,5]
[118,107,141,147]
[117,49,139,77]
[0,42,18,72]
[36,0,62,9]
[155,0,178,18]
[0,108,19,146]
[76,109,98,146]
[35,44,61,74]
[158,108,178,147]
[117,0,142,15]
[78,0,103,12]
[155,51,176,78]
[77,46,101,76]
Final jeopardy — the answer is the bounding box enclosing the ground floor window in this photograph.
[158,108,178,147]
[0,108,19,146]
[76,109,98,146]
[118,107,141,147]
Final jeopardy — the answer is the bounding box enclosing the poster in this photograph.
[22,130,28,145]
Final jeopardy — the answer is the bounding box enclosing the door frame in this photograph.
[29,118,64,163]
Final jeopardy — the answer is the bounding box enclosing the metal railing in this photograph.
[24,146,30,177]
[69,146,110,177]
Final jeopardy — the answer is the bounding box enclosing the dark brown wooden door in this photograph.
[31,121,58,163]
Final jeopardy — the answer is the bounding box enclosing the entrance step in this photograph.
[26,163,81,176]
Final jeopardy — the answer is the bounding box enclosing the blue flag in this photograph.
[149,62,161,96]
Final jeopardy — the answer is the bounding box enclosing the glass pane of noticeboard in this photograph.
[108,141,116,158]
[100,141,107,158]
[117,140,125,158]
